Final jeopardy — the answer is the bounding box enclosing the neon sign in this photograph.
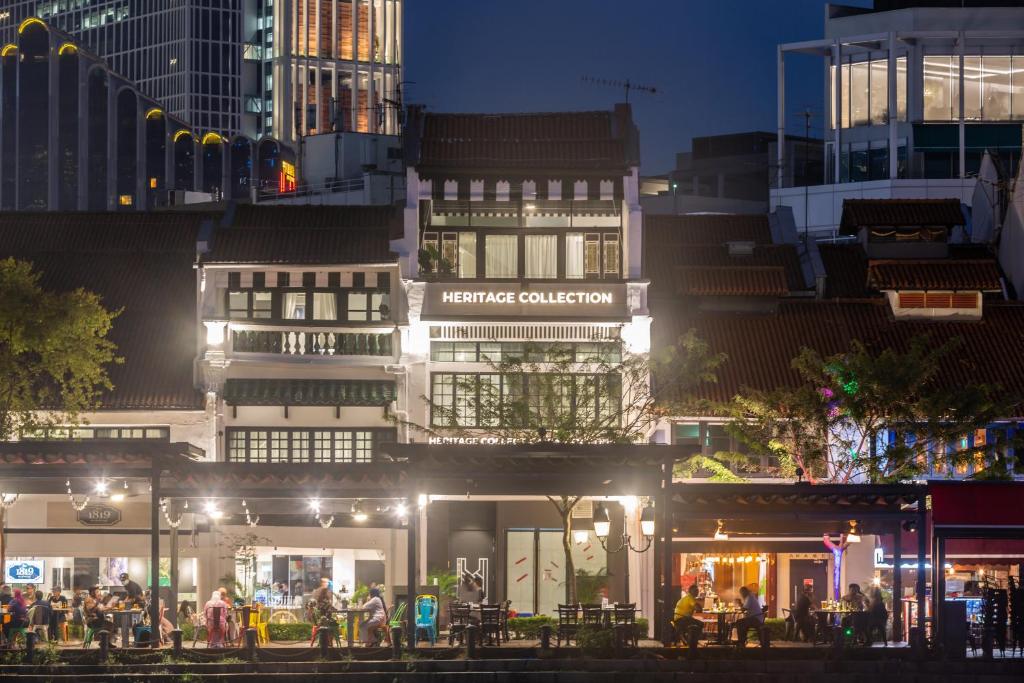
[440,290,613,305]
[279,160,296,193]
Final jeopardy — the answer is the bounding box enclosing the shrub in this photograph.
[575,625,615,657]
[67,624,84,640]
[635,617,649,639]
[762,617,786,641]
[268,621,313,641]
[507,615,556,639]
[179,622,195,641]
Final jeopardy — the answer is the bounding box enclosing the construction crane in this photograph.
[581,76,659,103]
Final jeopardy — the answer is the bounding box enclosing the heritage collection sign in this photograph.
[77,504,123,527]
[423,282,627,320]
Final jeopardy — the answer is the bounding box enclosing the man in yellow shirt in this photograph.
[672,584,704,643]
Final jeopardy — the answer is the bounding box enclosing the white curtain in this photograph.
[525,235,557,279]
[566,233,584,279]
[485,234,518,278]
[458,232,477,278]
[313,292,337,320]
[283,292,306,319]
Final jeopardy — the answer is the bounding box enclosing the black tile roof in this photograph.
[0,212,205,410]
[222,379,397,406]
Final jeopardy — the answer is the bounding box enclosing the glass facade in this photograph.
[226,427,394,463]
[831,56,907,129]
[923,55,1024,122]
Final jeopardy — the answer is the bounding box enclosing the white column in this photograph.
[957,31,965,179]
[833,39,843,185]
[888,32,898,180]
[777,46,785,190]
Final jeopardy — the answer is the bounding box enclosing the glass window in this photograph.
[253,291,272,318]
[333,432,353,462]
[251,430,268,461]
[896,57,907,121]
[850,61,869,126]
[485,234,518,278]
[1012,56,1024,120]
[964,56,982,120]
[348,292,368,321]
[566,233,585,279]
[441,232,458,272]
[354,431,373,463]
[283,292,306,319]
[584,234,601,276]
[870,59,888,125]
[313,292,337,320]
[228,290,248,317]
[982,56,1011,121]
[269,431,289,462]
[923,55,958,121]
[228,431,247,461]
[840,63,851,129]
[431,374,455,426]
[603,234,620,277]
[457,232,477,278]
[525,234,557,279]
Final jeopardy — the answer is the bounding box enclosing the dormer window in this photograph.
[890,290,981,319]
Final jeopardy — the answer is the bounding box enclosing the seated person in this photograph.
[83,587,115,641]
[47,586,69,641]
[732,586,764,646]
[672,584,704,643]
[791,585,816,642]
[841,583,867,611]
[3,589,29,642]
[358,587,387,646]
[27,593,52,640]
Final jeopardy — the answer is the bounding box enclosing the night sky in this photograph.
[405,0,872,174]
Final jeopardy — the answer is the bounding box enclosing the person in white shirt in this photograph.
[358,587,387,646]
[733,586,764,646]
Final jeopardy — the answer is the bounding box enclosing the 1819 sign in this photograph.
[77,504,122,526]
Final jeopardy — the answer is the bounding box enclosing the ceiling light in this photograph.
[846,520,861,543]
[309,498,321,514]
[714,520,728,541]
[394,502,408,518]
[573,529,590,544]
[204,501,223,519]
[352,501,368,523]
[110,493,125,503]
[94,480,108,496]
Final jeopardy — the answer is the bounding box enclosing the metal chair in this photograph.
[556,604,579,647]
[613,603,638,647]
[414,595,437,645]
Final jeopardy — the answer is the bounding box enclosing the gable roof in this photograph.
[644,214,772,246]
[840,198,965,235]
[818,244,872,298]
[652,299,1024,403]
[222,379,397,406]
[676,266,790,297]
[0,212,206,410]
[203,205,400,265]
[867,259,1004,292]
[415,109,633,171]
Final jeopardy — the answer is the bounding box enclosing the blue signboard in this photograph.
[5,560,45,583]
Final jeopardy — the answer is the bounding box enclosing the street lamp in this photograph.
[593,500,654,554]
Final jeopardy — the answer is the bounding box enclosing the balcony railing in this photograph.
[232,329,393,356]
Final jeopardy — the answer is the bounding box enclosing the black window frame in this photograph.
[224,427,396,463]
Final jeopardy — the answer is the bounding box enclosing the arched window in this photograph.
[115,87,138,208]
[58,45,79,209]
[86,67,108,210]
[17,20,49,209]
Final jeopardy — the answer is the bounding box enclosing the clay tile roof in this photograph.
[0,212,204,410]
[676,266,789,297]
[652,299,1024,403]
[204,205,400,264]
[867,259,1004,291]
[840,198,964,235]
[644,214,772,246]
[819,244,872,298]
[418,111,627,170]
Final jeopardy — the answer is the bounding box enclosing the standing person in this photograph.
[357,587,387,646]
[865,586,888,645]
[842,583,867,611]
[203,591,228,647]
[733,586,764,646]
[46,586,69,641]
[218,587,238,644]
[672,584,704,642]
[792,585,816,642]
[119,573,143,605]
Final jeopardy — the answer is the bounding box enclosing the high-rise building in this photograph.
[1,0,402,143]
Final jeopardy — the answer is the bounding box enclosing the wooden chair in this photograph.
[581,604,604,627]
[556,604,579,647]
[447,602,471,646]
[479,604,502,646]
[613,603,638,647]
[499,600,511,643]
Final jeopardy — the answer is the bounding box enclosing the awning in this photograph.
[222,378,396,406]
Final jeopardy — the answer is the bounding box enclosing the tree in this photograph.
[0,258,120,570]
[729,335,1019,483]
[219,531,272,601]
[402,330,725,603]
[0,258,121,439]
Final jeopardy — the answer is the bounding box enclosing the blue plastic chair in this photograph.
[414,594,438,645]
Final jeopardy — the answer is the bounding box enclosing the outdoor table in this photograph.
[700,609,742,645]
[331,607,371,649]
[109,609,143,647]
[599,605,638,628]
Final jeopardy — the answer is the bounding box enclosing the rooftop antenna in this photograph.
[581,76,658,103]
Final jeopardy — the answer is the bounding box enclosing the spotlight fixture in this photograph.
[203,501,223,520]
[110,493,125,503]
[308,498,321,514]
[351,501,368,523]
[846,520,861,544]
[394,502,408,518]
[94,480,109,496]
[714,519,728,541]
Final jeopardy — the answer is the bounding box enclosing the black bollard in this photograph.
[318,626,331,660]
[760,626,771,649]
[612,624,625,658]
[171,629,183,657]
[390,626,403,659]
[832,625,844,653]
[245,628,258,662]
[24,631,37,664]
[97,630,110,662]
[539,624,552,652]
[466,624,478,659]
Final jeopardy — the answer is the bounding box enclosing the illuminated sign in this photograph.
[279,160,296,193]
[77,504,122,527]
[423,282,627,320]
[427,436,521,445]
[5,560,44,583]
